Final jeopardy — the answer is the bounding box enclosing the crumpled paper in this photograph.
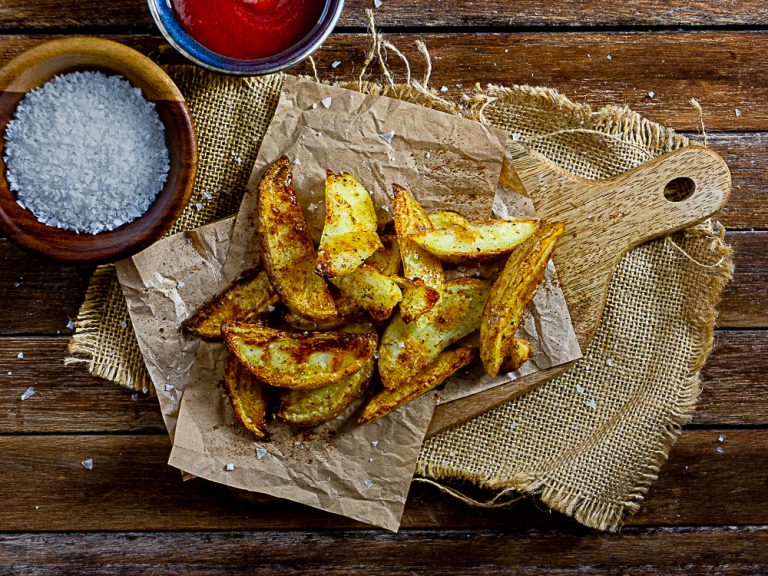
[115,76,580,531]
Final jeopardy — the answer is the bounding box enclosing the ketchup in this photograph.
[172,0,326,60]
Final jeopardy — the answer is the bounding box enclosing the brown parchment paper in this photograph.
[116,76,580,531]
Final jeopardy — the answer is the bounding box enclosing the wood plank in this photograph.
[0,430,765,531]
[0,33,765,132]
[1,0,767,30]
[719,232,768,329]
[2,527,767,576]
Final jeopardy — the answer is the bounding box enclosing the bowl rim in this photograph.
[0,37,198,264]
[147,0,345,76]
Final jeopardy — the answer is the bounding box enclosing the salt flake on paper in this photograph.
[20,386,36,401]
[321,97,332,109]
[379,130,395,145]
[364,479,374,488]
[225,463,235,471]
[164,384,174,392]
[255,446,268,459]
[370,440,379,448]
[82,458,93,470]
[176,281,186,289]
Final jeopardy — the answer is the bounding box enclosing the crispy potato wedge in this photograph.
[330,264,403,322]
[480,221,564,377]
[224,322,377,389]
[282,309,359,331]
[365,234,401,276]
[224,352,269,440]
[410,218,540,263]
[392,184,443,292]
[358,346,477,424]
[499,338,534,373]
[378,278,490,389]
[257,157,337,322]
[391,276,440,324]
[184,269,279,339]
[278,357,374,427]
[428,210,468,229]
[316,172,383,278]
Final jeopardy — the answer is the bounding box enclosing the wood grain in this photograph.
[0,430,765,531]
[719,232,768,329]
[0,0,767,29]
[0,33,765,131]
[2,527,767,576]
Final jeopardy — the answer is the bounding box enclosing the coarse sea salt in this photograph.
[4,71,170,234]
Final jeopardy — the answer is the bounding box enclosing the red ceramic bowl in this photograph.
[0,37,197,264]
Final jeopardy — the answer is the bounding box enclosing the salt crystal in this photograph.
[586,399,597,410]
[735,109,742,117]
[14,282,20,288]
[718,433,726,442]
[225,463,235,471]
[202,191,213,200]
[293,158,301,165]
[647,90,655,98]
[370,440,379,448]
[131,393,139,401]
[449,451,456,457]
[176,281,185,289]
[368,457,373,462]
[195,203,203,211]
[4,71,169,234]
[164,384,174,392]
[382,206,390,212]
[20,386,36,401]
[425,151,431,159]
[398,341,405,348]
[311,103,317,109]
[509,422,518,430]
[605,358,614,367]
[374,0,383,7]
[504,49,509,53]
[120,321,128,329]
[34,506,39,510]
[379,130,395,144]
[255,446,268,459]
[456,83,463,88]
[82,458,93,470]
[66,319,76,330]
[267,305,276,312]
[511,132,522,141]
[308,202,318,212]
[7,371,11,376]
[576,384,585,394]
[16,352,24,359]
[716,446,725,454]
[440,86,448,93]
[331,60,341,68]
[364,479,374,488]
[142,386,148,394]
[607,54,612,60]
[234,156,243,164]
[321,97,332,109]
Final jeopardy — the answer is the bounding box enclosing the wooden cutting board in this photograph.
[427,143,731,437]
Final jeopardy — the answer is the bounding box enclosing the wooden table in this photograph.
[1,2,767,573]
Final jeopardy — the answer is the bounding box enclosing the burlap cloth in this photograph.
[66,61,732,531]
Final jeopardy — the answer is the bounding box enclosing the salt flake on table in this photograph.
[255,446,268,459]
[440,86,448,93]
[14,282,20,288]
[66,319,76,330]
[374,0,383,7]
[20,386,36,401]
[718,434,726,442]
[331,60,341,68]
[379,130,395,144]
[647,90,655,98]
[735,109,743,117]
[586,399,597,410]
[16,352,24,359]
[131,393,139,401]
[716,446,725,454]
[607,54,613,60]
[82,458,93,470]
[225,463,235,471]
[321,97,332,109]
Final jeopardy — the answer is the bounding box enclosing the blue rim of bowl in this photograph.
[147,0,344,76]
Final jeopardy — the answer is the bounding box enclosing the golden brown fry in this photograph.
[257,157,337,321]
[364,234,401,276]
[224,322,377,389]
[428,210,468,229]
[330,264,403,322]
[282,309,359,331]
[184,268,279,339]
[277,357,374,427]
[358,346,477,424]
[392,184,443,291]
[391,276,440,324]
[316,172,383,278]
[224,352,269,440]
[499,338,534,373]
[410,218,539,263]
[480,221,565,377]
[378,278,490,390]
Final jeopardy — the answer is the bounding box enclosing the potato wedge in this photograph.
[224,322,377,389]
[410,218,539,263]
[391,276,440,324]
[358,346,477,424]
[316,172,383,278]
[480,221,564,377]
[282,309,359,332]
[499,338,534,373]
[330,264,403,322]
[365,234,401,276]
[378,278,490,389]
[428,210,468,229]
[277,357,374,427]
[393,184,443,289]
[183,269,279,339]
[257,157,337,321]
[224,352,269,440]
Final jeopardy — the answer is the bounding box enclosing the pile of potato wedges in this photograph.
[184,156,564,439]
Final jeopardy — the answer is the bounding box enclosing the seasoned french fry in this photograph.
[391,276,440,324]
[499,338,534,373]
[224,322,377,389]
[480,221,564,377]
[282,309,359,331]
[365,234,401,276]
[330,264,403,322]
[428,210,468,229]
[358,346,477,424]
[410,218,539,263]
[257,157,337,322]
[224,352,269,440]
[378,278,490,389]
[184,268,279,339]
[316,172,383,278]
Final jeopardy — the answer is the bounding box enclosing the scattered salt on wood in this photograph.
[82,458,93,470]
[716,446,725,454]
[331,60,341,68]
[255,446,268,459]
[14,282,20,288]
[735,109,743,117]
[4,71,169,234]
[425,151,431,159]
[16,352,24,359]
[647,90,655,98]
[321,97,332,109]
[440,86,448,93]
[718,434,726,442]
[131,393,139,401]
[374,0,383,7]
[20,386,36,401]
[607,54,613,60]
[379,130,395,144]
[66,319,76,330]
[225,463,235,471]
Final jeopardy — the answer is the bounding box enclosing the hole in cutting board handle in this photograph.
[663,177,696,202]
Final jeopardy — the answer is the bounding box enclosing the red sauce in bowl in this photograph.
[171,0,326,60]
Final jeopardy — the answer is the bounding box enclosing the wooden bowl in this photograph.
[0,37,197,264]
